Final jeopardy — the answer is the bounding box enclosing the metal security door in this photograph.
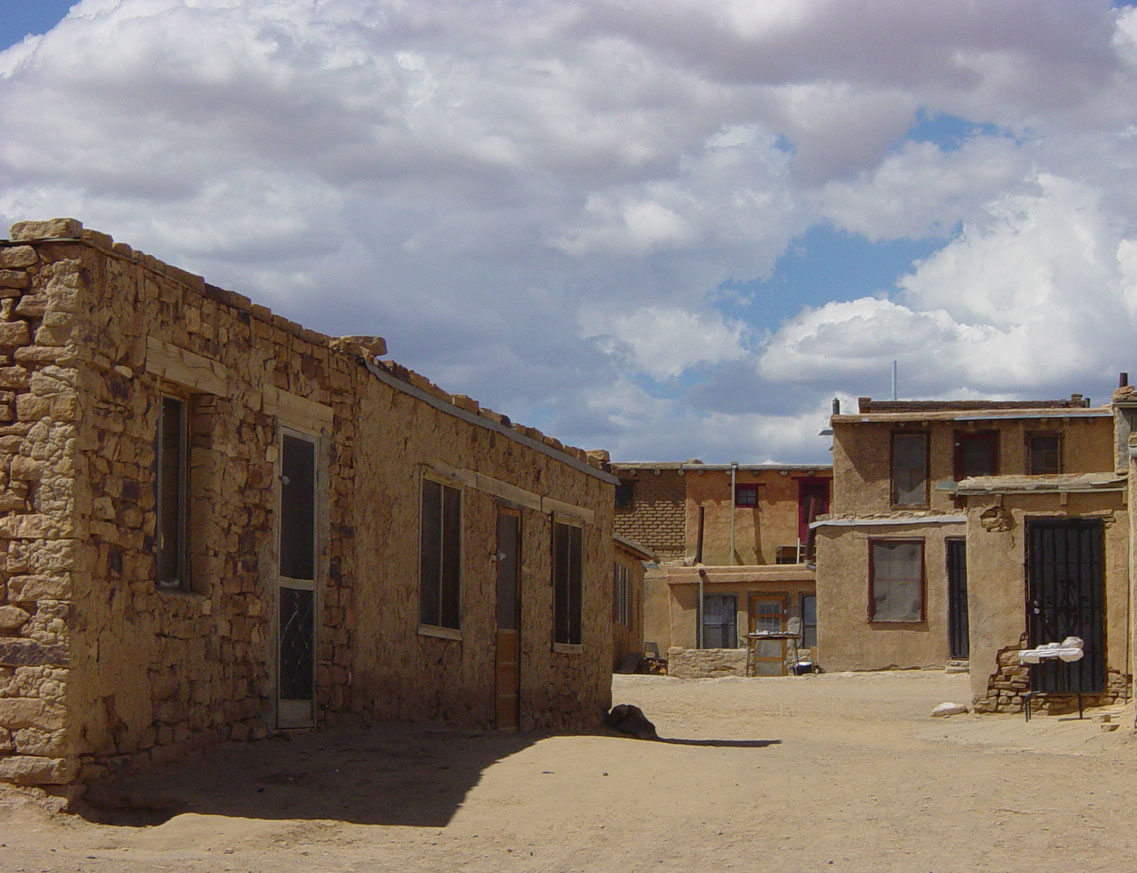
[495,508,521,729]
[946,538,969,659]
[1026,519,1105,694]
[277,432,317,728]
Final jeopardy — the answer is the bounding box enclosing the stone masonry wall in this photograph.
[975,639,1130,713]
[0,219,615,788]
[0,225,84,786]
[613,470,685,561]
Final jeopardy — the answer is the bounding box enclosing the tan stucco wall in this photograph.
[815,521,962,671]
[965,493,1129,710]
[611,544,646,669]
[682,470,830,566]
[831,416,1115,516]
[0,220,614,787]
[642,567,671,654]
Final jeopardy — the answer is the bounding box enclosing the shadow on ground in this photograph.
[79,723,540,828]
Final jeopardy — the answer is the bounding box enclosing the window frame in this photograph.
[734,484,759,508]
[612,561,631,627]
[552,519,584,648]
[155,392,190,591]
[418,474,464,634]
[800,593,818,649]
[1027,431,1061,475]
[890,431,929,508]
[701,593,739,649]
[868,538,926,623]
[953,430,999,481]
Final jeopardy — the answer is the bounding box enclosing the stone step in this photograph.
[945,659,970,674]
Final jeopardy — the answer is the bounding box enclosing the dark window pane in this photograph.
[497,512,520,630]
[420,480,442,625]
[701,594,737,648]
[956,432,998,480]
[280,435,315,580]
[440,484,462,628]
[801,594,818,649]
[615,481,634,508]
[157,396,185,587]
[553,522,582,645]
[891,434,927,505]
[279,586,314,699]
[1030,435,1060,474]
[735,485,759,507]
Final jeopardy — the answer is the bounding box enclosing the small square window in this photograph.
[1028,434,1060,475]
[869,540,924,622]
[734,484,759,507]
[954,431,998,480]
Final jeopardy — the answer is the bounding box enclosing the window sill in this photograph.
[418,624,462,641]
[552,642,583,655]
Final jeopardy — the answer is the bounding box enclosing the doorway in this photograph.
[1026,519,1105,694]
[946,538,969,660]
[495,507,522,729]
[277,431,317,729]
[748,594,787,676]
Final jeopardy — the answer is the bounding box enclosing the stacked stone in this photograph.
[977,644,1132,713]
[0,219,86,786]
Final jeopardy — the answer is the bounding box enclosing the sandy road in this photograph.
[3,670,1136,872]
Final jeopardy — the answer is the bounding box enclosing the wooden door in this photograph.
[495,508,521,729]
[798,479,830,551]
[748,594,787,676]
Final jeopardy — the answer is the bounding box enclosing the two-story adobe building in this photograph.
[814,395,1130,713]
[612,461,830,676]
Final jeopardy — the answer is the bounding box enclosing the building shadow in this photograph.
[78,722,540,829]
[656,737,781,748]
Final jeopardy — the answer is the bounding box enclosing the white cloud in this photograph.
[4,0,1137,461]
[581,305,750,381]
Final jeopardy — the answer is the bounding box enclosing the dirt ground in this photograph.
[4,670,1137,873]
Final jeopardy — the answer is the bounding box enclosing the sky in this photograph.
[3,1,1137,465]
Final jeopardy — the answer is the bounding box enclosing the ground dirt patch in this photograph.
[3,671,1135,872]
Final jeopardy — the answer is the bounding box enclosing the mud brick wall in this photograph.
[613,470,685,561]
[0,219,615,789]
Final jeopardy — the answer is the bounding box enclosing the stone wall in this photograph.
[612,470,685,561]
[0,219,615,789]
[667,646,747,678]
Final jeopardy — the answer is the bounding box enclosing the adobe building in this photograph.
[611,534,653,670]
[815,395,1131,713]
[612,461,830,676]
[0,219,617,791]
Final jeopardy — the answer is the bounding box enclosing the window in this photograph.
[420,478,462,630]
[701,594,738,648]
[156,394,188,590]
[954,431,998,480]
[615,480,635,509]
[553,521,583,645]
[612,562,630,626]
[891,433,928,507]
[1028,433,1061,475]
[800,594,818,649]
[869,540,924,622]
[734,484,759,507]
